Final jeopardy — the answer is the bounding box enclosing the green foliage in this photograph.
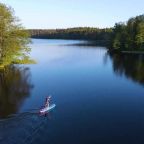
[0,3,31,66]
[29,27,113,46]
[136,23,144,49]
[111,14,144,51]
[29,14,144,52]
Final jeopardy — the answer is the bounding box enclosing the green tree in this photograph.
[112,23,128,50]
[0,3,31,67]
[136,23,144,49]
[111,14,144,51]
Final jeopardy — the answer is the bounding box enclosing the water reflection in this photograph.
[109,52,144,85]
[0,65,33,118]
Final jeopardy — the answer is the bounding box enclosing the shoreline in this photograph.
[121,51,144,54]
[108,49,144,55]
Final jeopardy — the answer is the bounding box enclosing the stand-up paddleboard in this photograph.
[39,104,56,114]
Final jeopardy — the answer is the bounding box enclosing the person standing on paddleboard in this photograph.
[45,96,51,107]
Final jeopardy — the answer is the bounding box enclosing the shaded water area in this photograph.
[0,39,144,144]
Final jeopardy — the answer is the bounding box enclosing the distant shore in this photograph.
[108,49,144,55]
[122,51,144,54]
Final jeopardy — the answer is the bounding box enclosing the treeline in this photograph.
[110,14,144,51]
[28,14,144,51]
[28,27,112,46]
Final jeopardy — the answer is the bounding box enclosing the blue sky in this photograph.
[1,0,144,29]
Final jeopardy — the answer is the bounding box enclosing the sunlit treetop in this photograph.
[0,3,32,67]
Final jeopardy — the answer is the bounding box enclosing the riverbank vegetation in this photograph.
[29,27,112,46]
[111,14,144,51]
[29,14,144,51]
[0,3,33,67]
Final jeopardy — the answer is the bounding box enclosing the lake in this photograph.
[0,39,144,144]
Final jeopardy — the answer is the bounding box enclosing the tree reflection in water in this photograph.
[0,65,33,118]
[109,52,144,85]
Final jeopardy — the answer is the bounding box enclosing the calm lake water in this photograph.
[0,39,144,144]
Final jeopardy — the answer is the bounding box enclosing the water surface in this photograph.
[0,39,144,144]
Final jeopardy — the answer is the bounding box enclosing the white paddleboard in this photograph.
[39,104,56,113]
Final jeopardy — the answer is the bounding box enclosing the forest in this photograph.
[111,14,144,51]
[29,27,112,46]
[29,14,144,51]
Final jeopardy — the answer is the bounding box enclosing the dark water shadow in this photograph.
[107,52,144,86]
[0,65,34,119]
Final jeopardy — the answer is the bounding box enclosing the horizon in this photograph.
[1,0,144,29]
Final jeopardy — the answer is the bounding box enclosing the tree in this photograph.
[111,14,144,51]
[136,23,144,49]
[0,3,31,67]
[112,22,128,50]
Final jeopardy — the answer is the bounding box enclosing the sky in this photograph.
[1,0,144,29]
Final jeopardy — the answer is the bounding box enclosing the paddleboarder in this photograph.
[45,96,51,107]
